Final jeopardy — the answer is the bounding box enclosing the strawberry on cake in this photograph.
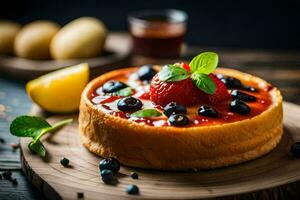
[79,52,283,170]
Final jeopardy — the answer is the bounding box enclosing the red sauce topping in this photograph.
[100,96,121,104]
[136,91,151,100]
[101,104,111,110]
[110,111,129,119]
[130,118,155,126]
[89,71,273,127]
[154,104,164,110]
[267,85,274,91]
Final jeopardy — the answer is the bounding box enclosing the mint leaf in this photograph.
[28,140,46,157]
[115,87,133,97]
[10,116,73,158]
[158,65,190,82]
[191,73,216,95]
[10,116,51,138]
[189,52,218,74]
[131,109,162,118]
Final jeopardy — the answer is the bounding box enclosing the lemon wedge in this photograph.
[26,63,89,113]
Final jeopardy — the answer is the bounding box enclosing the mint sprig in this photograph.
[131,109,162,118]
[10,116,72,157]
[189,52,218,74]
[157,64,190,82]
[156,52,218,95]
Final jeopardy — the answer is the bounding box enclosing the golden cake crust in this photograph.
[79,67,283,170]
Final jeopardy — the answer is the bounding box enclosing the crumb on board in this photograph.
[77,192,84,199]
[10,143,20,150]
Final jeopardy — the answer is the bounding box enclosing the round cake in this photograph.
[79,52,283,170]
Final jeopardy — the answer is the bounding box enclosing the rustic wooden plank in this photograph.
[185,47,300,71]
[233,69,300,81]
[0,78,41,199]
[187,46,300,63]
[0,170,42,200]
[0,78,30,169]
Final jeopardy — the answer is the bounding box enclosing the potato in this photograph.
[15,21,60,59]
[50,17,107,60]
[0,20,21,55]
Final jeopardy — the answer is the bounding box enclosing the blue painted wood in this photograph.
[0,77,42,199]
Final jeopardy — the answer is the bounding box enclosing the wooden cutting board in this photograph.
[0,32,130,80]
[20,102,300,200]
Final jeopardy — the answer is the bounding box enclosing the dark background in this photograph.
[1,0,299,49]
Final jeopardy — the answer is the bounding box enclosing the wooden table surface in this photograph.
[0,44,300,199]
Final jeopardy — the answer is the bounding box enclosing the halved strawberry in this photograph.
[150,74,205,106]
[204,74,231,104]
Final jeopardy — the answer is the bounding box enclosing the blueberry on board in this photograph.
[117,97,143,112]
[168,114,189,127]
[101,169,114,184]
[99,157,120,174]
[130,172,139,179]
[2,170,12,180]
[60,157,70,167]
[126,184,139,195]
[10,143,20,150]
[12,178,18,185]
[163,102,187,117]
[137,65,157,81]
[229,100,251,115]
[102,81,128,93]
[231,90,256,102]
[291,142,300,158]
[198,105,218,118]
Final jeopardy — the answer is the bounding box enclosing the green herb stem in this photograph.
[10,116,73,158]
[51,118,73,131]
[34,118,73,141]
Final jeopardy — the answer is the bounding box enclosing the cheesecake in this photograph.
[79,52,283,170]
